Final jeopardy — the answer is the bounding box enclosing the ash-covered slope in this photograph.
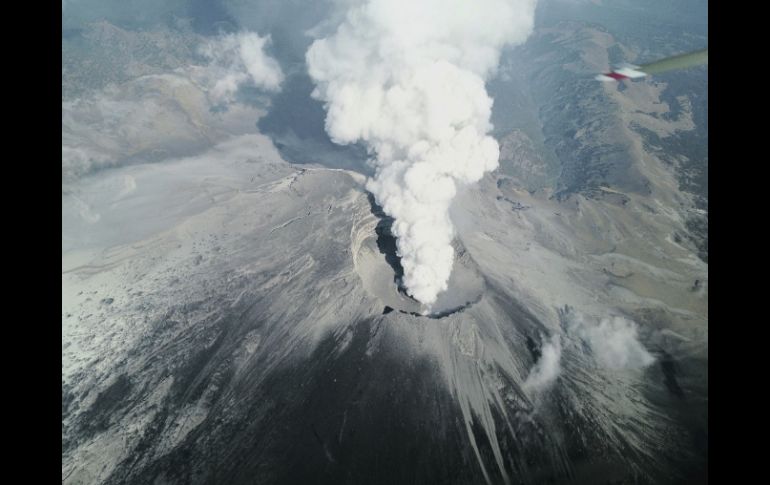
[63,130,705,485]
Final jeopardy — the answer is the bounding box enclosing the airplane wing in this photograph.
[596,48,708,82]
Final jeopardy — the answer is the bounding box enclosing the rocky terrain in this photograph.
[62,1,707,483]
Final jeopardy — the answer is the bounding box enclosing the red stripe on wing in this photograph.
[605,72,629,80]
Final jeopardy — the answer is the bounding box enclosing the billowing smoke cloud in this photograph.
[199,32,285,104]
[306,0,537,306]
[524,335,562,393]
